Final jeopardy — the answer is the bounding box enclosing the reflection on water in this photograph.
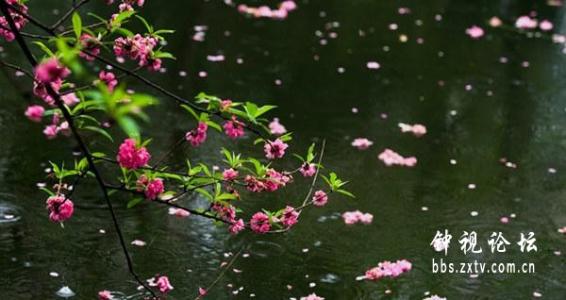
[1,0,566,299]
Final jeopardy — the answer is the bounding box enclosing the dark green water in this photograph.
[1,0,566,299]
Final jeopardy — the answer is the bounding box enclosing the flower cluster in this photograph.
[99,71,118,91]
[364,259,412,281]
[342,210,373,225]
[223,116,245,139]
[147,275,173,294]
[0,0,28,42]
[237,0,297,20]
[117,138,151,169]
[378,149,417,167]
[398,123,427,137]
[79,33,101,61]
[46,195,74,223]
[113,34,161,71]
[244,169,291,193]
[137,175,164,200]
[185,121,208,146]
[264,138,288,159]
[250,212,271,233]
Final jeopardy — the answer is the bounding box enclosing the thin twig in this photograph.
[51,0,92,30]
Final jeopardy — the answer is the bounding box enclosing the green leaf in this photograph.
[33,42,55,56]
[118,116,140,139]
[127,197,144,208]
[181,104,200,121]
[337,189,356,198]
[83,126,114,142]
[72,12,82,39]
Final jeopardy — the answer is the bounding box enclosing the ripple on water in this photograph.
[0,201,21,223]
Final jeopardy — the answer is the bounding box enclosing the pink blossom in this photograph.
[61,93,79,107]
[25,105,44,122]
[98,290,112,300]
[378,149,417,167]
[301,294,325,300]
[465,25,484,39]
[79,33,100,61]
[245,175,265,193]
[250,212,271,233]
[342,210,373,225]
[229,219,245,235]
[185,122,208,146]
[268,118,287,135]
[117,139,151,169]
[539,20,553,31]
[198,287,207,296]
[33,79,62,106]
[43,124,59,139]
[211,203,236,222]
[300,163,316,177]
[113,34,159,71]
[281,206,299,228]
[144,178,164,200]
[489,16,502,27]
[223,116,245,139]
[264,138,288,159]
[0,1,28,42]
[398,123,427,137]
[99,71,118,91]
[222,168,239,181]
[312,190,328,207]
[156,275,173,293]
[220,99,232,111]
[364,259,412,281]
[34,58,70,84]
[168,207,190,218]
[279,0,297,11]
[515,16,538,29]
[46,195,74,223]
[351,138,373,150]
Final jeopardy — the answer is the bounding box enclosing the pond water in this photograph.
[1,0,566,299]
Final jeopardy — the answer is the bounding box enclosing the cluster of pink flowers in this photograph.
[229,219,245,234]
[185,121,208,146]
[113,34,161,71]
[351,138,373,150]
[378,149,417,167]
[43,113,71,139]
[33,58,72,107]
[514,15,553,31]
[264,139,288,159]
[147,275,173,294]
[312,190,328,207]
[117,138,151,169]
[268,118,287,135]
[342,210,373,225]
[398,123,427,137]
[223,116,245,139]
[79,33,101,61]
[300,294,325,300]
[0,0,28,42]
[237,0,297,20]
[280,206,299,228]
[105,0,145,12]
[222,168,239,181]
[137,176,164,200]
[46,195,74,223]
[465,25,484,39]
[250,212,271,233]
[264,169,291,191]
[99,71,118,91]
[211,203,245,234]
[299,163,316,177]
[364,259,412,281]
[244,169,291,193]
[98,290,113,300]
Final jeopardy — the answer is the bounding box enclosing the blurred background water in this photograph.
[1,0,566,299]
